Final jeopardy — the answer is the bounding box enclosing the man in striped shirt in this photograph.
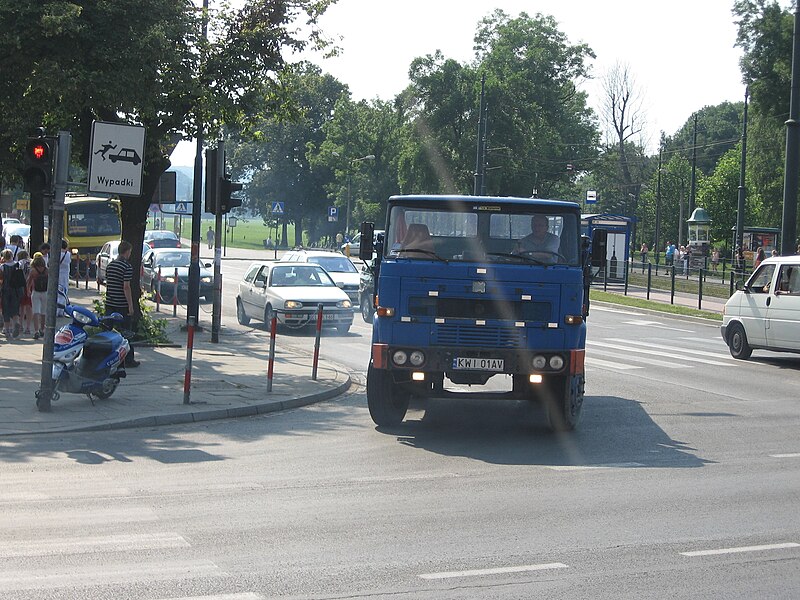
[105,240,139,367]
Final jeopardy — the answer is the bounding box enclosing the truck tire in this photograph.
[727,322,752,360]
[544,373,584,432]
[361,295,374,323]
[367,362,409,427]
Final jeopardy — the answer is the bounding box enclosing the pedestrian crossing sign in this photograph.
[271,201,285,215]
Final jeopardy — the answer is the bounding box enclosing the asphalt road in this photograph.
[1,265,799,599]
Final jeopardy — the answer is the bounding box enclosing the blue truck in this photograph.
[359,195,605,431]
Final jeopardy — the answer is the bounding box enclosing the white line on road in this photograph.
[419,563,568,580]
[769,453,800,458]
[546,462,644,471]
[155,595,262,600]
[0,532,190,558]
[588,349,684,369]
[607,338,736,361]
[587,341,733,367]
[623,320,695,333]
[585,357,641,371]
[680,542,800,557]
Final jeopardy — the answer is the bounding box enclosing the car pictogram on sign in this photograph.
[108,148,141,166]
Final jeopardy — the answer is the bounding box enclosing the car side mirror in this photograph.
[359,222,375,262]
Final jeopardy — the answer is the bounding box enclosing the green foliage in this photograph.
[667,102,745,176]
[92,291,169,344]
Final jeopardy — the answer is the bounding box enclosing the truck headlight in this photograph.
[409,350,425,366]
[532,355,547,370]
[549,355,565,370]
[392,350,408,365]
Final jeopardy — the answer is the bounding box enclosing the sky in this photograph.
[171,0,748,166]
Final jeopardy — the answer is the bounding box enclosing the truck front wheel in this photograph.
[544,373,584,432]
[367,363,409,427]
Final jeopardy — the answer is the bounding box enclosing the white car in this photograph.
[281,249,361,304]
[3,223,31,251]
[236,262,354,334]
[722,256,800,358]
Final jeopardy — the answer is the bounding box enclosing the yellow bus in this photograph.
[61,194,122,278]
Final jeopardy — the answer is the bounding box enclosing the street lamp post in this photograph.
[346,154,375,237]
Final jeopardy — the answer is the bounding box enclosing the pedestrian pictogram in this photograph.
[271,201,284,215]
[176,202,189,214]
[88,121,146,195]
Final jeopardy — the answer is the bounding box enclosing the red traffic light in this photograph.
[32,143,47,160]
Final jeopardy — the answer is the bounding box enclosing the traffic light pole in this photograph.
[36,131,70,412]
[211,141,224,343]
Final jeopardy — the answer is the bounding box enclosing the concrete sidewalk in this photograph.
[0,287,350,436]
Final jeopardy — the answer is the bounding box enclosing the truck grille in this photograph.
[433,324,525,348]
[409,297,550,322]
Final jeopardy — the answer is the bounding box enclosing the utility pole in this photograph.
[36,131,70,412]
[654,135,663,264]
[211,142,223,344]
[736,87,749,254]
[474,73,486,196]
[689,113,698,216]
[782,2,800,256]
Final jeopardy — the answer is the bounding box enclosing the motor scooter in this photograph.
[36,302,130,407]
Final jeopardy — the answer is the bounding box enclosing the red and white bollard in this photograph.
[267,315,277,392]
[183,316,196,404]
[155,266,162,312]
[172,267,178,316]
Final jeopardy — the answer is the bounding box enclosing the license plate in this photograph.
[452,357,504,371]
[322,313,342,321]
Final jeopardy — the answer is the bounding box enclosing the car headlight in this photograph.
[284,300,303,309]
[532,355,547,370]
[162,276,176,283]
[337,299,352,308]
[200,276,212,283]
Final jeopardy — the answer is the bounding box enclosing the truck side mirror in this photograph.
[359,222,375,261]
[590,228,607,277]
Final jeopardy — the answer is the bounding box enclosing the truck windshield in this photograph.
[385,204,580,266]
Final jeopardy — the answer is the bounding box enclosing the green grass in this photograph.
[590,289,723,321]
[624,270,732,299]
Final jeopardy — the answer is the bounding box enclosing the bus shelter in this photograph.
[582,214,635,281]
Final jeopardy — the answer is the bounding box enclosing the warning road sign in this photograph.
[88,121,146,196]
[271,201,284,215]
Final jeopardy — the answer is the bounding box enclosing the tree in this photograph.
[0,0,334,312]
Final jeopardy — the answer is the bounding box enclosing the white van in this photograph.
[722,256,800,359]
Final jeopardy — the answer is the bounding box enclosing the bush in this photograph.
[92,292,169,344]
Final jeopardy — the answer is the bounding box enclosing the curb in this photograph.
[0,372,352,437]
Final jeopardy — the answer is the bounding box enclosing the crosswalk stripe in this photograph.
[0,506,158,531]
[585,357,641,371]
[155,595,262,600]
[0,560,224,592]
[587,341,733,367]
[588,349,683,369]
[607,338,735,361]
[0,532,190,558]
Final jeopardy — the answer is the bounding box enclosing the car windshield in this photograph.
[309,256,357,273]
[146,231,178,240]
[6,225,30,236]
[384,204,580,266]
[270,266,335,287]
[154,252,191,267]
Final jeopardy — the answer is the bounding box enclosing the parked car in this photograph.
[722,256,800,359]
[141,248,213,302]
[341,230,384,258]
[96,241,150,284]
[236,261,354,334]
[358,259,375,322]
[2,217,21,239]
[2,223,31,251]
[143,229,181,249]
[281,249,360,304]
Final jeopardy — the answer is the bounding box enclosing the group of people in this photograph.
[0,235,58,340]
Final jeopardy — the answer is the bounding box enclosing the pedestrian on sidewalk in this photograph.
[754,247,766,270]
[105,240,139,368]
[27,253,48,339]
[0,248,23,339]
[16,250,32,336]
[711,248,720,272]
[206,226,214,250]
[665,241,675,267]
[640,242,649,272]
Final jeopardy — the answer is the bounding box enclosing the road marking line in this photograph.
[419,563,567,580]
[607,338,735,361]
[547,462,644,471]
[681,542,799,557]
[589,349,684,369]
[585,358,641,371]
[0,532,190,557]
[769,453,800,458]
[587,341,733,367]
[155,595,262,600]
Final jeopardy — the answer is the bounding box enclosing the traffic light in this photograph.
[204,147,219,214]
[22,135,56,194]
[219,174,243,214]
